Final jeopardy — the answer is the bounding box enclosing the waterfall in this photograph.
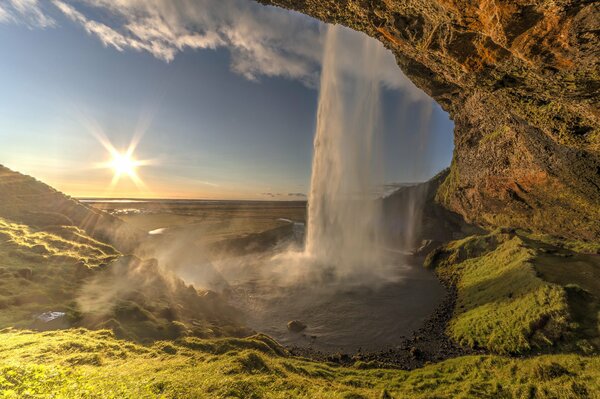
[304,24,387,273]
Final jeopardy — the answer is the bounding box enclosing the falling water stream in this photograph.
[305,24,385,271]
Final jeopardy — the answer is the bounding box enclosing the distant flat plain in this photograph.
[84,199,307,244]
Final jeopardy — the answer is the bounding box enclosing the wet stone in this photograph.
[287,320,307,333]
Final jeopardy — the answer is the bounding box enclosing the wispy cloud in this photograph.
[45,0,323,85]
[0,4,9,22]
[50,0,227,63]
[1,0,429,100]
[1,0,55,27]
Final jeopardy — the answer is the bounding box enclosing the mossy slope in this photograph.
[0,328,599,399]
[0,165,142,252]
[0,215,249,343]
[0,216,119,329]
[426,231,600,355]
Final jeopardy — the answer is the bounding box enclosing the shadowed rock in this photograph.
[287,320,307,333]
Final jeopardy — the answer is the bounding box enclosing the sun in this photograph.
[90,131,154,190]
[110,152,138,177]
[83,112,158,193]
[104,149,147,189]
[101,147,150,190]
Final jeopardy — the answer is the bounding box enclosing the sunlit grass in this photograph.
[0,328,598,398]
[0,217,120,329]
[0,214,251,342]
[451,238,568,353]
[427,233,571,354]
[0,218,119,267]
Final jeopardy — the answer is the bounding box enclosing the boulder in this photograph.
[31,311,69,331]
[287,320,307,333]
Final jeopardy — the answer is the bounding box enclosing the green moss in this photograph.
[435,162,459,208]
[0,218,119,267]
[0,329,598,398]
[530,246,600,352]
[0,217,120,329]
[430,232,570,354]
[522,231,600,254]
[480,125,510,144]
[0,217,237,343]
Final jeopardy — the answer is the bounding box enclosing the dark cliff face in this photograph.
[256,0,600,241]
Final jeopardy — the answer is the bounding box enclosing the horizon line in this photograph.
[77,196,308,202]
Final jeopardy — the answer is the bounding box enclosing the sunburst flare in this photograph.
[91,129,154,191]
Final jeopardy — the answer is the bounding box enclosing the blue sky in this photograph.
[0,0,453,199]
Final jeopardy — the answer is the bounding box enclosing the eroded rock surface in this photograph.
[256,0,600,241]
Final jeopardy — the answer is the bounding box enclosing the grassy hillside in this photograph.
[0,217,248,343]
[0,328,598,398]
[0,165,142,252]
[426,231,600,355]
[0,216,119,328]
[0,166,252,342]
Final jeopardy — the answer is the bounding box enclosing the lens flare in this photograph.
[110,152,139,178]
[76,109,158,194]
[89,128,155,191]
[102,144,151,190]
